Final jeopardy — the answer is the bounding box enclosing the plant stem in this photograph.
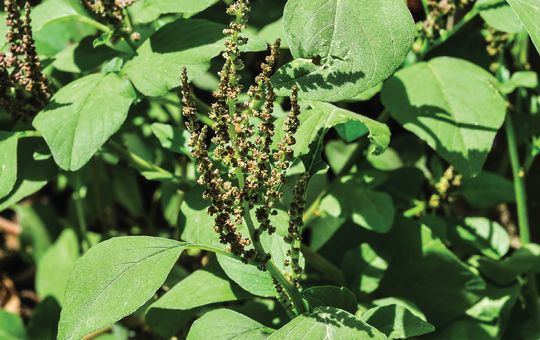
[78,17,110,34]
[505,112,539,330]
[17,130,42,138]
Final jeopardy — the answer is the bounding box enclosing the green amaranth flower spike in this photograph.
[0,1,51,121]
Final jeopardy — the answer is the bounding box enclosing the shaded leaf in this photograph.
[137,0,220,23]
[303,286,357,314]
[451,217,510,260]
[31,0,105,32]
[0,310,26,340]
[360,304,435,339]
[272,0,414,101]
[33,73,136,171]
[456,171,515,208]
[15,205,53,263]
[342,243,392,294]
[381,57,507,178]
[27,296,62,340]
[477,0,522,33]
[0,131,18,199]
[268,306,387,339]
[58,237,186,340]
[151,123,190,155]
[187,309,274,340]
[35,229,79,305]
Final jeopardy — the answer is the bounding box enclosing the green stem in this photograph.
[505,112,539,330]
[78,17,110,33]
[17,130,42,138]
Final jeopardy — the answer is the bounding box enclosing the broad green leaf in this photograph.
[111,167,144,218]
[507,0,540,54]
[275,101,389,175]
[451,217,510,260]
[258,19,289,49]
[217,255,276,298]
[0,132,18,199]
[53,36,122,73]
[27,296,62,340]
[147,260,254,337]
[15,205,53,263]
[381,57,507,178]
[31,0,106,32]
[320,176,394,233]
[187,309,275,340]
[470,243,540,285]
[477,0,522,33]
[367,147,403,171]
[456,171,515,208]
[345,83,383,102]
[122,19,267,97]
[58,237,186,340]
[272,0,414,101]
[324,140,358,173]
[433,282,520,339]
[342,243,392,293]
[268,306,387,339]
[0,310,26,340]
[0,139,57,213]
[33,73,136,171]
[151,123,191,155]
[148,260,254,311]
[377,216,485,327]
[303,286,357,314]
[360,304,435,339]
[35,229,79,305]
[137,0,220,23]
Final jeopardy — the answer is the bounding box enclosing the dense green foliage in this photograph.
[1,0,540,339]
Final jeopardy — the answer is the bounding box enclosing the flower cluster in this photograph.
[80,0,137,26]
[417,0,469,40]
[180,0,307,275]
[429,166,462,209]
[0,1,51,121]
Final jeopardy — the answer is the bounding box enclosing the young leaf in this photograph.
[122,19,267,97]
[0,139,57,213]
[217,254,276,298]
[320,177,394,233]
[271,0,414,101]
[470,243,540,285]
[27,296,62,340]
[341,242,393,294]
[15,205,53,263]
[268,306,387,339]
[187,309,275,340]
[137,0,220,23]
[58,237,186,340]
[148,260,254,311]
[377,216,486,327]
[0,131,18,199]
[456,171,515,208]
[506,0,540,54]
[381,57,507,178]
[35,229,79,305]
[477,0,522,33]
[453,217,510,260]
[31,0,107,32]
[302,286,358,314]
[0,310,26,340]
[33,73,136,171]
[360,304,436,339]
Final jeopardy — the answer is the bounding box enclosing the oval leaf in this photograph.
[187,309,275,340]
[360,304,435,339]
[303,286,358,314]
[507,0,540,54]
[268,306,387,339]
[137,0,220,23]
[0,132,18,199]
[272,0,415,101]
[381,57,507,178]
[33,73,136,171]
[31,0,106,32]
[122,18,267,97]
[58,237,186,340]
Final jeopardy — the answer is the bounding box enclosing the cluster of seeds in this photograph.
[80,0,137,26]
[0,1,51,121]
[180,0,308,288]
